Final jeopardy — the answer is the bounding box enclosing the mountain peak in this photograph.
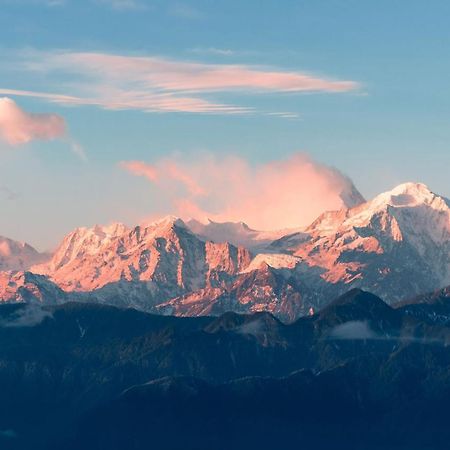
[339,182,366,208]
[318,289,395,323]
[186,218,297,251]
[146,215,187,230]
[391,181,429,193]
[0,236,49,271]
[69,222,128,240]
[206,219,253,231]
[367,182,448,211]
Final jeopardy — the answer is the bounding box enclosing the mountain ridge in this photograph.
[0,182,448,320]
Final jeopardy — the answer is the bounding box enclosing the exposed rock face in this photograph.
[0,271,66,304]
[0,183,448,320]
[156,262,314,322]
[31,217,251,309]
[269,182,450,305]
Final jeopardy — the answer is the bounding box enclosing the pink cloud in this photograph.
[120,159,205,196]
[120,153,364,230]
[3,50,359,115]
[53,52,358,93]
[0,97,66,146]
[119,160,158,181]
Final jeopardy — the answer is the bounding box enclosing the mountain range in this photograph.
[1,288,450,449]
[0,182,449,321]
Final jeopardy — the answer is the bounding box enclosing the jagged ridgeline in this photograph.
[0,182,449,321]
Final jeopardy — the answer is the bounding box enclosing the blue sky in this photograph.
[0,0,449,249]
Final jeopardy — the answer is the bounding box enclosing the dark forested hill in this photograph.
[1,289,450,449]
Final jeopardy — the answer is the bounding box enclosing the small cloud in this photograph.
[0,97,65,146]
[0,429,17,439]
[0,305,53,328]
[46,0,66,6]
[169,3,204,19]
[95,0,147,10]
[329,321,377,340]
[0,0,65,5]
[189,47,235,56]
[236,319,267,337]
[119,160,158,181]
[266,111,301,119]
[120,159,204,195]
[0,186,19,201]
[69,140,88,162]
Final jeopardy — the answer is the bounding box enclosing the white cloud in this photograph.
[95,0,147,10]
[0,305,53,328]
[329,321,377,340]
[169,3,204,19]
[189,47,235,56]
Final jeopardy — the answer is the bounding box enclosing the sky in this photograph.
[0,0,449,250]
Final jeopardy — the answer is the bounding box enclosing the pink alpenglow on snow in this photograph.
[120,153,365,230]
[0,97,66,146]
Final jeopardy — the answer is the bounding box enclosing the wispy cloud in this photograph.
[1,0,146,7]
[120,159,205,195]
[0,186,19,201]
[120,152,361,230]
[0,305,53,328]
[189,47,235,56]
[0,429,17,439]
[95,0,147,11]
[0,0,66,5]
[0,50,359,115]
[328,320,448,344]
[329,321,377,340]
[169,3,204,19]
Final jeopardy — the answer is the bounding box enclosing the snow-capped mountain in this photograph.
[156,261,315,322]
[269,182,450,304]
[31,216,251,309]
[185,181,364,252]
[0,270,66,304]
[0,182,448,320]
[0,236,49,271]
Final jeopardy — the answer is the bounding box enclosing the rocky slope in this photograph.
[156,262,316,322]
[30,216,251,310]
[0,182,448,320]
[268,182,450,305]
[0,271,66,304]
